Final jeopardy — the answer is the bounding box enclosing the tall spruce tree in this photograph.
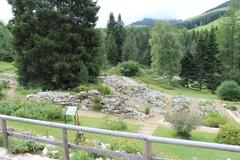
[195,33,207,90]
[106,13,126,65]
[179,30,198,87]
[136,28,151,66]
[204,28,222,93]
[116,14,126,61]
[8,0,100,89]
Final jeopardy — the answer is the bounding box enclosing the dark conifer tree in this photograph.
[106,13,126,65]
[8,0,100,89]
[204,28,222,93]
[115,14,126,61]
[180,51,196,88]
[195,33,207,90]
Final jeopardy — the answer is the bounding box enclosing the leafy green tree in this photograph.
[217,0,240,80]
[106,33,118,65]
[150,23,182,81]
[122,31,138,61]
[0,23,14,62]
[8,0,100,89]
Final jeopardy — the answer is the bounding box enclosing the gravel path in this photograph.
[4,87,16,101]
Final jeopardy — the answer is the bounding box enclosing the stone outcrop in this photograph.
[101,76,167,114]
[172,96,191,113]
[196,100,221,116]
[26,91,81,106]
[0,72,17,86]
[101,95,149,120]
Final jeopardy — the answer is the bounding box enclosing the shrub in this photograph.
[73,83,111,95]
[0,52,14,62]
[71,151,94,160]
[109,140,142,154]
[165,112,200,138]
[216,123,240,145]
[0,80,10,89]
[92,103,103,111]
[92,96,103,111]
[224,102,239,111]
[0,101,20,115]
[118,61,140,77]
[14,101,63,120]
[217,81,240,101]
[8,138,44,154]
[92,83,111,95]
[47,147,64,160]
[204,113,228,128]
[103,117,127,131]
[145,107,150,115]
[73,85,91,92]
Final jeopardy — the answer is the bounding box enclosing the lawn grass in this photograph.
[153,126,240,160]
[132,68,218,99]
[15,85,42,97]
[6,117,240,160]
[6,116,140,143]
[0,61,15,73]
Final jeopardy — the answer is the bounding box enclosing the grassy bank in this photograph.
[153,127,240,160]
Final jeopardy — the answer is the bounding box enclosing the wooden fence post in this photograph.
[145,140,152,160]
[62,129,70,160]
[1,119,9,154]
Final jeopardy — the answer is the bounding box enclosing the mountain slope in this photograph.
[178,1,229,29]
[129,1,229,29]
[128,18,182,28]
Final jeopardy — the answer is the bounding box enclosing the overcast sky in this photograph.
[0,0,228,27]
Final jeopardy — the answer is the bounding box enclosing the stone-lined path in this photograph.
[4,87,16,101]
[138,116,164,135]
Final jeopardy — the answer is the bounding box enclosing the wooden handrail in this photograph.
[0,115,240,160]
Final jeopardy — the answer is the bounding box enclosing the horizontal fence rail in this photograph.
[0,114,240,160]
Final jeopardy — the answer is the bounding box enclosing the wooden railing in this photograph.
[0,115,240,160]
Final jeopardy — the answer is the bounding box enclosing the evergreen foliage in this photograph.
[106,13,126,65]
[8,0,100,89]
[204,28,222,93]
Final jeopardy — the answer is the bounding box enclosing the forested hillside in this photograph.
[129,1,230,29]
[129,18,182,27]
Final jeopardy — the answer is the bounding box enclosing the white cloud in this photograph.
[0,0,228,27]
[0,0,13,23]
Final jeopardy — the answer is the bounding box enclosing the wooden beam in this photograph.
[1,119,8,154]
